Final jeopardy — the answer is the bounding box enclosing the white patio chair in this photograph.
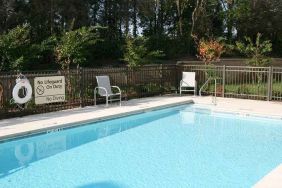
[94,76,121,107]
[180,72,197,96]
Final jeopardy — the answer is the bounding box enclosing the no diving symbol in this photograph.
[36,85,44,95]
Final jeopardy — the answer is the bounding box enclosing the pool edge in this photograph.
[0,99,194,142]
[253,164,282,188]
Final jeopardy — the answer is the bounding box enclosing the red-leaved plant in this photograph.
[196,38,225,79]
[197,38,225,65]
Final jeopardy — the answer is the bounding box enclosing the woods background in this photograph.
[0,0,282,70]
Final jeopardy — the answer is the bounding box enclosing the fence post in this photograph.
[125,67,129,101]
[79,67,84,107]
[160,64,163,95]
[267,66,273,101]
[175,65,179,94]
[222,65,226,98]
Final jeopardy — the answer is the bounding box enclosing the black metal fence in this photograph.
[0,64,282,119]
[0,65,178,119]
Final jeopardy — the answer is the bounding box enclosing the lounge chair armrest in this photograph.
[180,80,196,87]
[180,80,189,86]
[111,86,121,94]
[94,86,108,95]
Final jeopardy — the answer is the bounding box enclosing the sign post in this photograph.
[34,76,65,104]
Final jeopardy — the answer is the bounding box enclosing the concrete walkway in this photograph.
[193,97,282,119]
[253,164,282,188]
[0,96,194,140]
[1,96,282,139]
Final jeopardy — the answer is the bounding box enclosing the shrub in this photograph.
[123,36,164,68]
[196,37,225,79]
[197,38,225,65]
[55,26,102,70]
[236,33,272,66]
[0,24,33,71]
[0,24,55,71]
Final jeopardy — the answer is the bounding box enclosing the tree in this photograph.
[176,0,191,36]
[235,0,282,55]
[0,24,54,71]
[236,33,272,66]
[55,26,102,70]
[0,0,282,70]
[123,36,164,67]
[236,33,272,91]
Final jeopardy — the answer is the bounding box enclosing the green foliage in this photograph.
[123,37,164,67]
[236,33,272,66]
[0,24,30,71]
[0,24,56,71]
[205,64,220,79]
[0,0,282,70]
[55,26,102,70]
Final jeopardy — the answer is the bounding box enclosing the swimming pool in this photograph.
[0,105,282,188]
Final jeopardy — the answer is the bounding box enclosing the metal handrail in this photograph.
[199,77,217,105]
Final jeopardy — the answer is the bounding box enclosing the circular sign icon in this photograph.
[36,85,44,95]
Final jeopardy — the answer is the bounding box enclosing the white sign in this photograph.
[34,76,65,104]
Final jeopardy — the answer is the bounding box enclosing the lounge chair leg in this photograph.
[94,89,97,106]
[119,94,121,106]
[106,96,108,107]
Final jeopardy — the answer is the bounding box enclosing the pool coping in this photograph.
[253,164,282,188]
[2,96,282,142]
[192,104,282,120]
[0,97,194,141]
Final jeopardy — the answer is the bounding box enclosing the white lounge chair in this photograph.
[94,76,122,106]
[180,72,197,96]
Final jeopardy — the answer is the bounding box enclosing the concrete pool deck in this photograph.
[193,97,282,119]
[0,96,194,140]
[253,164,282,188]
[1,95,282,187]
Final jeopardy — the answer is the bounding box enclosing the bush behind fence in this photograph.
[0,64,282,119]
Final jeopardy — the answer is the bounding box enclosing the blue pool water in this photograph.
[0,105,282,188]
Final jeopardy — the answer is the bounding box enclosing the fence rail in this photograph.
[0,64,282,119]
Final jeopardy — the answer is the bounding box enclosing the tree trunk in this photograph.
[50,0,54,35]
[133,0,137,37]
[176,0,183,36]
[227,1,234,41]
[125,0,129,36]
